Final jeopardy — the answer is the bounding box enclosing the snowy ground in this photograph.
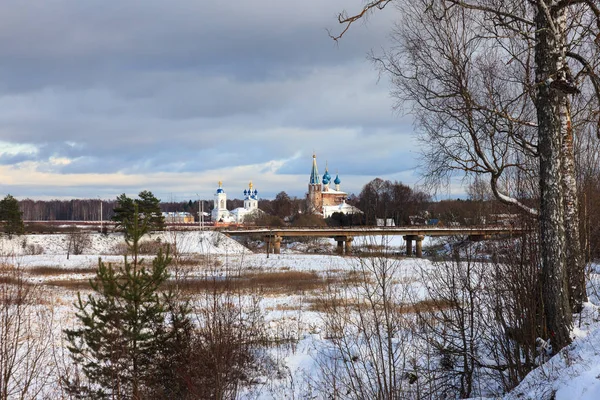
[1,231,599,399]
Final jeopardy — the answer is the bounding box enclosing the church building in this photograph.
[306,154,362,218]
[211,181,262,224]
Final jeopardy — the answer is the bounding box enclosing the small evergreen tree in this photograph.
[136,190,165,231]
[0,194,25,238]
[111,193,135,228]
[112,191,165,235]
[65,207,174,399]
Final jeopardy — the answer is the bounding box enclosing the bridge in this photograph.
[221,226,524,257]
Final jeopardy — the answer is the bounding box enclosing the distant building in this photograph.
[211,181,263,224]
[306,154,362,218]
[376,218,396,227]
[162,212,194,224]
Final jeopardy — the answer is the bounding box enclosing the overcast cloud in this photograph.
[0,0,436,202]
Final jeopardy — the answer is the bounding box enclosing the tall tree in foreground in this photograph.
[0,194,25,238]
[65,208,173,399]
[333,0,600,352]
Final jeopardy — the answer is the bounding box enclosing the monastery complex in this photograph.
[211,154,362,223]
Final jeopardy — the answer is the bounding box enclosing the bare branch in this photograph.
[567,50,600,137]
[444,0,535,26]
[331,0,392,41]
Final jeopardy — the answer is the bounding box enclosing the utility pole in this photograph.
[196,194,204,231]
[98,196,103,233]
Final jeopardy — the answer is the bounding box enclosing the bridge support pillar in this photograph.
[334,236,354,255]
[345,236,353,255]
[415,236,424,258]
[265,235,282,255]
[336,238,344,255]
[273,236,282,254]
[403,236,413,257]
[404,235,425,258]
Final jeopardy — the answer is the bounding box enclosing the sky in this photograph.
[0,0,441,202]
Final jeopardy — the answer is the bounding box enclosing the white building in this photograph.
[211,181,231,222]
[211,181,263,224]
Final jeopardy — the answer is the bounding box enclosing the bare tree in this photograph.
[332,0,600,351]
[0,260,55,399]
[414,244,486,398]
[65,228,92,259]
[314,237,414,399]
[484,228,545,391]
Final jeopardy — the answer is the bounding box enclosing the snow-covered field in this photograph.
[1,231,599,399]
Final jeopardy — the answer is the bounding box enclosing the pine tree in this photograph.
[111,193,136,230]
[112,191,165,236]
[136,190,165,231]
[65,207,172,399]
[0,194,25,238]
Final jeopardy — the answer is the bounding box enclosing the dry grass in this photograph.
[110,240,177,256]
[265,303,304,312]
[307,297,370,312]
[27,266,96,276]
[0,275,34,286]
[171,254,222,268]
[308,298,456,313]
[42,269,373,300]
[45,279,94,291]
[166,270,328,295]
[48,271,326,294]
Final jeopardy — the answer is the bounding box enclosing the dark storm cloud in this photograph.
[0,0,417,198]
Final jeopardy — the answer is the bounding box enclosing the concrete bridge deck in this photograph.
[221,226,524,257]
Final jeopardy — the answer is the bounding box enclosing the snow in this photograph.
[0,230,250,257]
[3,232,600,399]
[502,303,600,400]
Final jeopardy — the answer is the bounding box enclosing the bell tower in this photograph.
[307,154,323,214]
[211,181,228,221]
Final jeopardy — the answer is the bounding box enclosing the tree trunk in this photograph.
[561,100,586,313]
[535,2,572,352]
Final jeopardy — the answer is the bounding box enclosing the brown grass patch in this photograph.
[308,297,457,313]
[111,240,178,256]
[307,297,369,312]
[0,263,16,273]
[27,266,96,276]
[166,270,328,295]
[171,254,222,268]
[43,269,371,298]
[47,271,326,295]
[265,303,303,312]
[0,275,35,286]
[45,279,94,291]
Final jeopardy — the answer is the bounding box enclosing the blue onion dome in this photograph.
[254,189,258,195]
[323,177,330,185]
[244,189,248,196]
[323,170,331,183]
[216,181,224,193]
[334,174,341,185]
